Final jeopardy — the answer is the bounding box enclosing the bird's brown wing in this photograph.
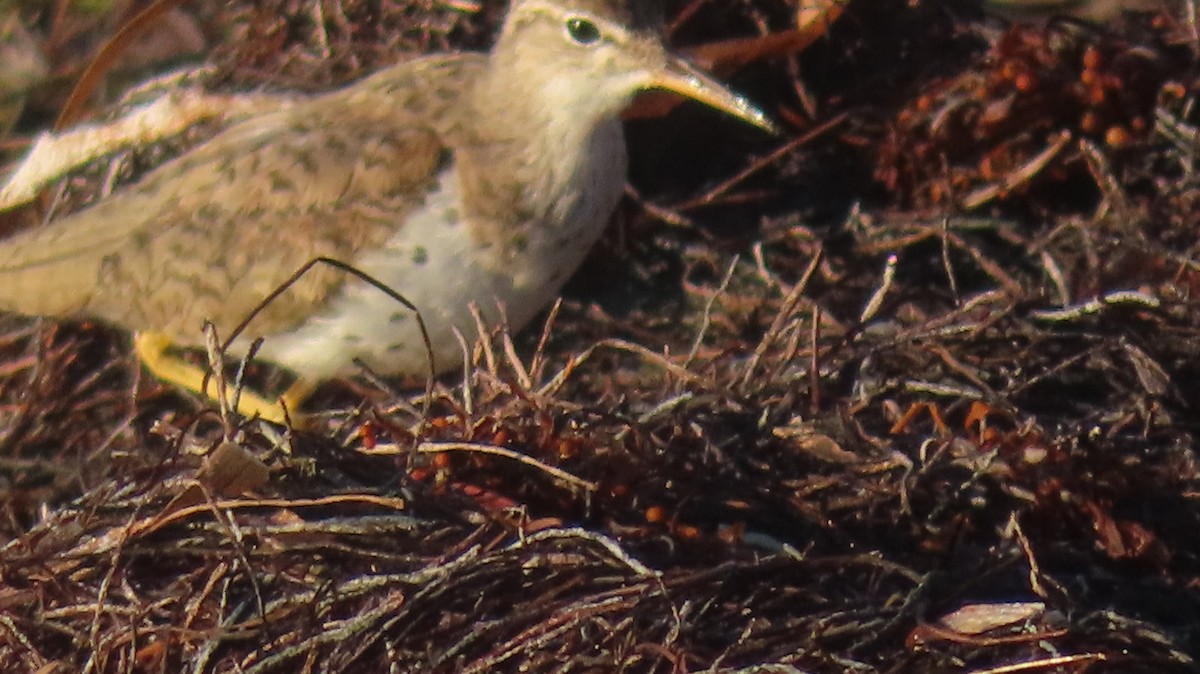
[0,70,454,345]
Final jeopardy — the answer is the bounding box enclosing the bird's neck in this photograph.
[453,56,631,249]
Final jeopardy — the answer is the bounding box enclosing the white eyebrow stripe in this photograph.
[518,0,632,43]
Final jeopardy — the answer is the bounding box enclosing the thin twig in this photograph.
[365,441,597,492]
[737,246,823,390]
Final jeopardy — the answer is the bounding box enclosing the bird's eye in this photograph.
[564,17,601,45]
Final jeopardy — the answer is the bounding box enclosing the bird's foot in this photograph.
[133,331,311,425]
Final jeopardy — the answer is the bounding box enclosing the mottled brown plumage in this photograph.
[0,58,468,342]
[0,0,770,422]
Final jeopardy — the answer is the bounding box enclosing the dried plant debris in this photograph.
[208,0,500,88]
[876,12,1186,209]
[0,11,49,136]
[1,0,1200,673]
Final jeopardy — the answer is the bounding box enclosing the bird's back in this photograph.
[0,54,483,346]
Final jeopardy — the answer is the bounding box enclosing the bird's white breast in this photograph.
[257,118,627,381]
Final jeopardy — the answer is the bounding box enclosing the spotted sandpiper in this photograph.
[0,0,771,423]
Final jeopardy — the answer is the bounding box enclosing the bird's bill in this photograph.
[649,55,776,133]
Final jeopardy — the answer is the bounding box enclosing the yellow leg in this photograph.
[133,332,311,425]
[279,378,317,416]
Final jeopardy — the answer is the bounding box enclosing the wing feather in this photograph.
[0,71,454,344]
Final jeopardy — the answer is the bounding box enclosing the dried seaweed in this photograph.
[1,1,1198,672]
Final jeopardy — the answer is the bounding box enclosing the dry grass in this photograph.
[0,0,1198,672]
